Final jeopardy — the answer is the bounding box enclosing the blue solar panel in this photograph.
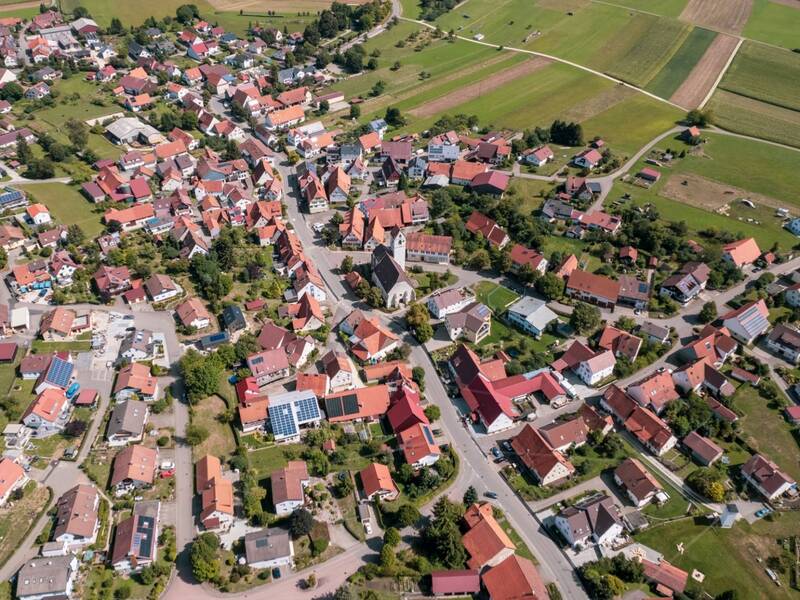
[295,396,320,424]
[269,404,298,439]
[422,425,435,445]
[47,357,73,387]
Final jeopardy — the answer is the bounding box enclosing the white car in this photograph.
[364,522,372,535]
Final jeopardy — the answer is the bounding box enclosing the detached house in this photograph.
[721,299,770,344]
[613,457,664,507]
[22,389,71,437]
[271,460,309,516]
[722,237,761,268]
[765,323,800,364]
[511,424,575,486]
[359,462,398,501]
[554,494,623,549]
[566,270,619,308]
[741,453,796,500]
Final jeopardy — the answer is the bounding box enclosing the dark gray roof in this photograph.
[244,528,292,564]
[371,245,412,292]
[107,399,148,439]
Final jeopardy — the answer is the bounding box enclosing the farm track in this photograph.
[407,56,550,117]
[670,33,741,109]
[679,0,753,34]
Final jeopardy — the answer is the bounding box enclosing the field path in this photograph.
[408,57,550,117]
[401,17,687,111]
[679,0,754,34]
[670,34,741,109]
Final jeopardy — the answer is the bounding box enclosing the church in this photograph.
[370,230,416,309]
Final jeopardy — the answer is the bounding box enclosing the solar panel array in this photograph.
[47,357,74,387]
[295,395,320,424]
[134,515,155,558]
[325,397,344,418]
[269,404,298,439]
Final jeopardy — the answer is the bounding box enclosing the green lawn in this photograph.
[743,0,800,50]
[474,281,519,313]
[646,27,717,99]
[635,513,800,597]
[31,340,92,353]
[641,467,691,520]
[0,484,50,568]
[248,445,290,479]
[597,0,688,17]
[19,183,104,238]
[732,384,800,482]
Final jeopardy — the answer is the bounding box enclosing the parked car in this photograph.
[755,508,771,519]
[490,447,501,458]
[272,568,281,579]
[160,469,175,479]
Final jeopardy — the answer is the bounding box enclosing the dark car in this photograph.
[484,491,498,499]
[272,568,281,579]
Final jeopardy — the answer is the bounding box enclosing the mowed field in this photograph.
[743,0,800,49]
[206,0,369,11]
[645,27,716,99]
[709,41,800,147]
[679,0,754,33]
[612,132,800,248]
[434,0,737,105]
[719,41,800,111]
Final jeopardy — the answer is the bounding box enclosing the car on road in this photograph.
[484,491,498,499]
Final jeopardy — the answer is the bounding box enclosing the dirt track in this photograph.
[408,57,550,118]
[670,33,739,109]
[679,0,753,33]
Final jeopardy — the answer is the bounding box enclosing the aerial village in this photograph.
[0,4,794,600]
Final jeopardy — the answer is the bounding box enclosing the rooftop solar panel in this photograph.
[325,397,344,418]
[343,393,359,415]
[47,357,73,387]
[422,425,435,445]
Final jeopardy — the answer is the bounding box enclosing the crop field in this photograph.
[667,33,738,108]
[707,89,800,148]
[743,0,800,49]
[594,0,688,17]
[645,26,717,99]
[718,41,800,111]
[679,0,754,33]
[601,14,690,87]
[206,0,369,11]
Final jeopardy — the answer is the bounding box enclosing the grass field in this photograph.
[0,4,39,19]
[19,183,104,238]
[248,444,290,478]
[60,0,312,33]
[191,395,236,461]
[0,484,49,568]
[646,27,717,98]
[733,384,800,482]
[636,513,800,597]
[719,41,800,112]
[596,0,688,17]
[474,281,520,313]
[707,89,800,149]
[611,133,800,249]
[743,0,800,50]
[601,14,690,87]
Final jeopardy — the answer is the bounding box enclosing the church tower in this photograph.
[391,228,406,271]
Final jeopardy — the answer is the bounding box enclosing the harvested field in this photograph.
[669,33,739,108]
[560,85,635,122]
[679,0,753,33]
[707,89,800,148]
[408,57,550,117]
[660,172,786,212]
